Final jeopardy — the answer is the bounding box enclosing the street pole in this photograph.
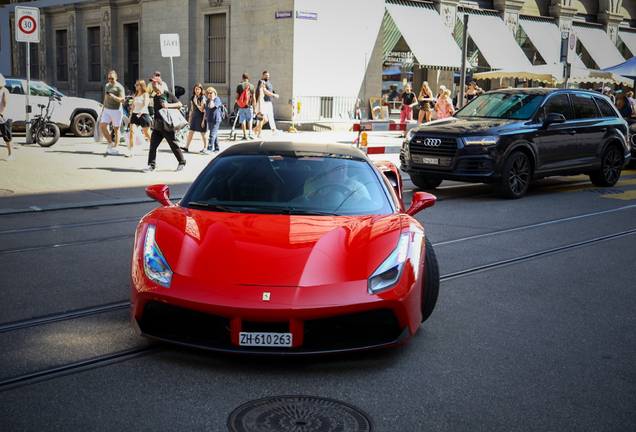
[458,13,469,110]
[170,56,175,95]
[26,41,32,144]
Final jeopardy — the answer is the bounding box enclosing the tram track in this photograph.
[1,226,635,393]
[2,225,635,335]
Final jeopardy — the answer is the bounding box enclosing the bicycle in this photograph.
[31,95,61,147]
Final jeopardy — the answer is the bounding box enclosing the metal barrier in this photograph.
[293,96,360,121]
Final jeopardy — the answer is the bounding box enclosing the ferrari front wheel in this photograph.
[421,236,439,323]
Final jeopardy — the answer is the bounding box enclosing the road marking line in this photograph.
[600,190,636,200]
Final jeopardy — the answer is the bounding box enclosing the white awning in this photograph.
[466,13,532,70]
[519,19,587,69]
[385,3,462,69]
[573,24,625,69]
[619,30,636,57]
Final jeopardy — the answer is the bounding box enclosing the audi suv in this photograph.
[400,88,631,198]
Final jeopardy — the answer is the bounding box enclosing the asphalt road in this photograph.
[1,132,635,431]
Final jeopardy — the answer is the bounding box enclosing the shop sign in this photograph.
[276,11,292,19]
[384,51,414,67]
[296,11,317,20]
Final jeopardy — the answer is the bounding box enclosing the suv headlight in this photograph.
[463,136,498,146]
[368,233,410,294]
[143,225,173,287]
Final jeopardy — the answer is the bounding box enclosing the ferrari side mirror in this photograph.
[405,192,436,216]
[146,184,173,207]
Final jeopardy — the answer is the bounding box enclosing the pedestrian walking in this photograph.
[142,77,186,172]
[236,73,256,140]
[182,83,207,152]
[150,71,169,95]
[418,81,434,124]
[128,79,152,157]
[100,70,126,155]
[202,87,222,154]
[400,84,417,123]
[435,88,455,120]
[257,71,281,134]
[464,81,478,106]
[254,80,267,138]
[0,73,14,161]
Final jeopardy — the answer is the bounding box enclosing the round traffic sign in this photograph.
[569,34,576,50]
[18,15,37,35]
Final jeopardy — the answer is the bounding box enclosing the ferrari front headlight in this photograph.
[368,233,410,294]
[143,225,173,287]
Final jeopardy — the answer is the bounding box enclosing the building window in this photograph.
[56,30,68,82]
[205,13,226,83]
[88,27,101,82]
[30,43,39,80]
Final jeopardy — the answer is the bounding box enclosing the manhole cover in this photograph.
[227,396,373,432]
[0,189,13,197]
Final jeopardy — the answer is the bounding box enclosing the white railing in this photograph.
[293,96,360,122]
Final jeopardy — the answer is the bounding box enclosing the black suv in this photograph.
[400,88,631,198]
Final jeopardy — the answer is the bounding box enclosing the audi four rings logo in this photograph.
[422,138,442,147]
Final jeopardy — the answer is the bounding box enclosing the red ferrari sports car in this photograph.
[130,142,439,354]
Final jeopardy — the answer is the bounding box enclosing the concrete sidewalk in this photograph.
[0,127,403,213]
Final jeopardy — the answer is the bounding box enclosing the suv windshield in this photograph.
[456,92,544,120]
[183,154,394,216]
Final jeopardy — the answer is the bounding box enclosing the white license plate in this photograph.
[422,158,439,165]
[239,332,292,347]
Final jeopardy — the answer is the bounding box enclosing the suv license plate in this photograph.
[422,158,439,165]
[239,332,292,347]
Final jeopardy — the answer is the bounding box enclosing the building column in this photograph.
[38,12,48,83]
[494,0,524,39]
[434,0,460,33]
[549,0,577,35]
[597,12,624,45]
[67,9,78,96]
[10,16,20,77]
[101,6,114,82]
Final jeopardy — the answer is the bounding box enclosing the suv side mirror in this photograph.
[146,184,173,206]
[544,113,566,126]
[406,192,436,216]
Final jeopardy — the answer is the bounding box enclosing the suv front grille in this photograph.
[410,137,458,158]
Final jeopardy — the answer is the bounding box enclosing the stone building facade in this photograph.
[5,0,636,121]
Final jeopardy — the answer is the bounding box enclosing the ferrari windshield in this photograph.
[183,154,395,216]
[456,92,544,120]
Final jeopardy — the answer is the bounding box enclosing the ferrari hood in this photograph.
[154,207,402,287]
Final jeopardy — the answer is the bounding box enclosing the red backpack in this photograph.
[237,85,251,108]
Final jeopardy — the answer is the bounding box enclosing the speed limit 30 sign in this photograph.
[15,6,40,43]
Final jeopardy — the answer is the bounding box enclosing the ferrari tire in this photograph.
[71,113,96,137]
[589,145,622,187]
[410,174,443,190]
[421,236,440,323]
[494,151,531,199]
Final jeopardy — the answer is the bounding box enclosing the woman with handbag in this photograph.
[201,87,223,155]
[142,77,186,172]
[254,80,267,138]
[127,79,152,157]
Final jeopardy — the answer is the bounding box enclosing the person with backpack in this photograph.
[235,73,256,140]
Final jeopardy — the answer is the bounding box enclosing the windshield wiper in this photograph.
[188,202,240,212]
[285,208,341,216]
